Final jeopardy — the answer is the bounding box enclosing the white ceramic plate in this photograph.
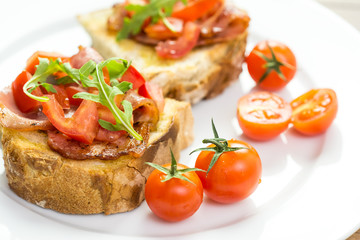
[1,0,360,239]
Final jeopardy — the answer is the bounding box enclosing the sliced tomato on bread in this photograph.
[11,70,42,113]
[41,95,99,144]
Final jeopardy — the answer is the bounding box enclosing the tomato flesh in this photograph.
[65,85,86,106]
[237,91,292,141]
[144,17,183,40]
[155,21,200,59]
[172,0,220,22]
[291,88,338,135]
[195,140,262,204]
[120,65,146,89]
[41,95,98,144]
[46,85,70,109]
[11,70,42,113]
[25,51,70,75]
[145,163,203,222]
[138,82,165,112]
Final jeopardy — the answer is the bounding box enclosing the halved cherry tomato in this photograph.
[11,70,42,113]
[144,17,184,40]
[41,95,98,144]
[25,51,70,75]
[246,40,297,91]
[195,139,262,204]
[65,85,86,106]
[291,88,338,135]
[156,21,200,59]
[172,0,221,22]
[145,157,203,222]
[120,65,146,89]
[237,91,292,141]
[138,82,165,112]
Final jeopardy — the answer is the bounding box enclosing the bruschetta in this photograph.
[0,47,194,214]
[78,0,250,104]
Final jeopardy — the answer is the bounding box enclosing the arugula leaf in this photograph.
[86,60,142,140]
[74,58,142,140]
[40,83,57,93]
[23,58,81,102]
[117,0,187,40]
[23,58,62,102]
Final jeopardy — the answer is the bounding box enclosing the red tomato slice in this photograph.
[138,82,165,112]
[237,91,292,141]
[65,85,86,106]
[155,21,200,59]
[291,88,338,135]
[120,65,146,89]
[11,70,42,113]
[25,51,70,75]
[144,17,183,40]
[41,95,99,144]
[172,0,221,22]
[45,85,70,109]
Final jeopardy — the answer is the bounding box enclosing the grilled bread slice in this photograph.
[78,8,248,104]
[1,98,193,215]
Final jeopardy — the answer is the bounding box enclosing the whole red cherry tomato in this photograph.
[192,120,262,204]
[145,150,204,222]
[247,40,297,91]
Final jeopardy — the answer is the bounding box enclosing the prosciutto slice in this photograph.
[70,46,104,69]
[0,87,52,131]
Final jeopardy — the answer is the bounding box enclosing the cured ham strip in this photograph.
[47,121,151,160]
[197,8,250,46]
[0,87,52,131]
[70,46,104,69]
[124,90,159,127]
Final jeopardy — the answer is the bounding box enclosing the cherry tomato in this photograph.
[41,95,99,144]
[144,17,183,40]
[155,21,200,59]
[25,51,70,75]
[138,82,165,112]
[172,0,221,22]
[247,40,297,91]
[237,91,292,141]
[11,70,42,113]
[291,88,338,135]
[195,139,262,204]
[145,158,203,222]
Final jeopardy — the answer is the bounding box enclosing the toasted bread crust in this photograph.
[2,99,193,215]
[78,9,248,104]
